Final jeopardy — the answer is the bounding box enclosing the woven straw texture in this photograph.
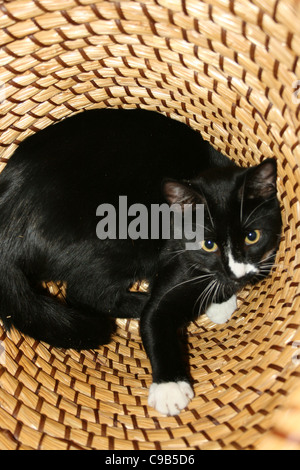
[0,0,300,451]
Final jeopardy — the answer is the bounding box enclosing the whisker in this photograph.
[194,286,209,316]
[261,262,287,267]
[254,272,275,280]
[240,175,246,223]
[167,249,187,263]
[221,283,226,300]
[255,261,291,280]
[244,214,272,228]
[209,281,220,310]
[193,280,214,314]
[161,273,215,303]
[202,280,218,315]
[186,263,199,273]
[258,252,276,264]
[259,265,289,274]
[243,196,277,227]
[259,262,289,270]
[198,187,215,229]
[196,279,218,316]
[214,280,222,303]
[168,249,186,254]
[194,222,213,234]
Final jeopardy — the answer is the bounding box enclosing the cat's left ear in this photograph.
[163,179,200,208]
[244,158,278,199]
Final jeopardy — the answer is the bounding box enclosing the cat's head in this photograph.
[163,158,282,298]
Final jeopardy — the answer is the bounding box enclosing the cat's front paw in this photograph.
[206,294,237,324]
[148,381,194,415]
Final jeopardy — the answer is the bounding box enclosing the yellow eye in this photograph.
[245,230,261,245]
[201,240,218,252]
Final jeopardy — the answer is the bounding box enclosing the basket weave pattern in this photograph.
[0,0,300,450]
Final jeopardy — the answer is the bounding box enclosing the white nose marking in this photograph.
[228,250,258,278]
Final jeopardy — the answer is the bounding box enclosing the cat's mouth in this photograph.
[218,271,259,297]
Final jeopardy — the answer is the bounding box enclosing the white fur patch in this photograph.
[148,381,194,415]
[206,294,237,324]
[228,250,258,278]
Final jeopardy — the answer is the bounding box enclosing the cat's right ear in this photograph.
[244,158,278,199]
[162,179,200,208]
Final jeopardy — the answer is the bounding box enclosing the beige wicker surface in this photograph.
[0,0,299,450]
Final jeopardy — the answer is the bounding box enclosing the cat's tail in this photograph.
[0,263,112,350]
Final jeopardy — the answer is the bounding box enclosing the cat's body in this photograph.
[0,109,282,415]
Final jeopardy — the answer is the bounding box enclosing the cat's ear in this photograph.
[163,179,200,208]
[244,158,278,199]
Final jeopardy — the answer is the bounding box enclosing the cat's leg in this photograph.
[205,294,237,324]
[141,306,194,415]
[140,270,195,416]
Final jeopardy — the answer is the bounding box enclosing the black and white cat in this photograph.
[0,109,282,415]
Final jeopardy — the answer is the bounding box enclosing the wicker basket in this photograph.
[0,0,299,450]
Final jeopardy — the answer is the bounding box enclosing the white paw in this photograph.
[206,294,237,324]
[148,381,194,416]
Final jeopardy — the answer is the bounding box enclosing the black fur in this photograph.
[0,109,281,390]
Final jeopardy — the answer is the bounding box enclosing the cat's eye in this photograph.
[201,240,218,253]
[245,230,261,245]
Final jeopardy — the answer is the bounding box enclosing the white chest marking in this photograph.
[228,250,258,278]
